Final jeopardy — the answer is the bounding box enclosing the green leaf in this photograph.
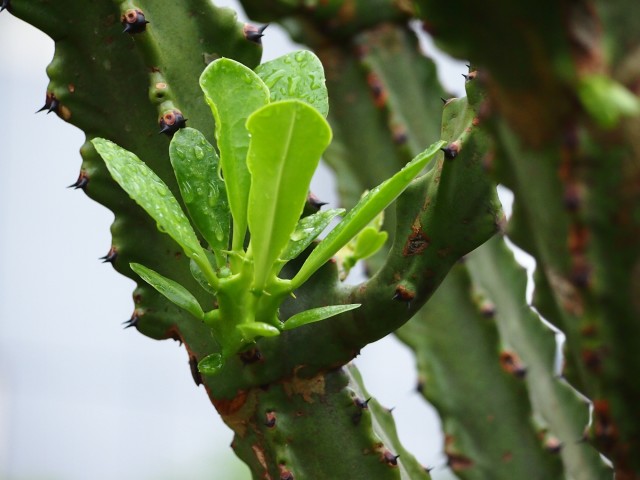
[190,250,218,295]
[236,322,281,341]
[578,74,640,129]
[246,100,332,291]
[256,50,329,117]
[353,227,388,259]
[198,353,224,376]
[130,263,205,320]
[169,128,230,264]
[282,304,361,331]
[92,138,210,271]
[199,58,270,251]
[291,140,446,289]
[280,208,345,262]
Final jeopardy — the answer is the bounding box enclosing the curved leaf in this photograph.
[282,304,361,331]
[199,58,270,251]
[246,100,332,290]
[280,208,345,262]
[291,140,446,289]
[130,263,205,320]
[170,128,230,263]
[256,50,329,117]
[92,138,210,272]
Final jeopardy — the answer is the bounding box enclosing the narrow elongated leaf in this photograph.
[280,208,345,262]
[282,304,361,331]
[236,322,281,341]
[190,250,218,295]
[92,138,207,265]
[130,263,205,320]
[169,128,230,261]
[199,58,270,251]
[246,100,332,290]
[291,140,446,289]
[256,50,329,117]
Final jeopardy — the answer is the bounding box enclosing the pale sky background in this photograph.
[0,2,501,479]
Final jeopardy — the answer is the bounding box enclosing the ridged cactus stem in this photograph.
[219,365,431,479]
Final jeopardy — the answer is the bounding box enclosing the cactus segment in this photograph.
[169,127,230,267]
[256,50,329,117]
[245,99,332,291]
[199,58,270,253]
[397,262,565,480]
[415,2,640,475]
[466,236,612,479]
[224,365,430,480]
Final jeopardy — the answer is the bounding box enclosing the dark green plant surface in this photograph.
[5,0,501,477]
[414,1,640,477]
[7,0,639,477]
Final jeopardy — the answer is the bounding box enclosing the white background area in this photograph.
[0,1,499,478]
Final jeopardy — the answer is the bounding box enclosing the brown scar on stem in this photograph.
[251,444,271,480]
[403,220,429,256]
[499,351,527,378]
[282,367,326,403]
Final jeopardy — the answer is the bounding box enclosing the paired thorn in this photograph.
[122,9,149,34]
[123,311,140,329]
[159,109,187,136]
[100,246,118,264]
[36,92,59,114]
[68,171,89,190]
[243,24,268,44]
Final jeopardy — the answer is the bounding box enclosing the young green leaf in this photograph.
[236,322,281,341]
[291,140,447,289]
[198,353,224,376]
[255,50,329,117]
[280,208,345,262]
[282,304,361,331]
[92,138,211,276]
[130,263,205,320]
[190,250,218,295]
[199,58,270,251]
[338,227,389,280]
[169,128,230,264]
[246,100,332,291]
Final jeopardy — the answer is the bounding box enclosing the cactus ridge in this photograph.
[414,0,640,476]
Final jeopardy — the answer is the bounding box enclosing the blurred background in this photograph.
[1,1,474,478]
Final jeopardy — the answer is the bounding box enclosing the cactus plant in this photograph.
[3,0,640,478]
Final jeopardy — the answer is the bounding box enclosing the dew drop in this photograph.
[181,181,194,203]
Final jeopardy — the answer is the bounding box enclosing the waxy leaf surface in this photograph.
[130,263,205,320]
[256,50,329,117]
[283,304,361,331]
[92,138,208,267]
[246,100,332,290]
[291,140,446,288]
[280,208,345,262]
[170,128,230,262]
[200,58,270,250]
